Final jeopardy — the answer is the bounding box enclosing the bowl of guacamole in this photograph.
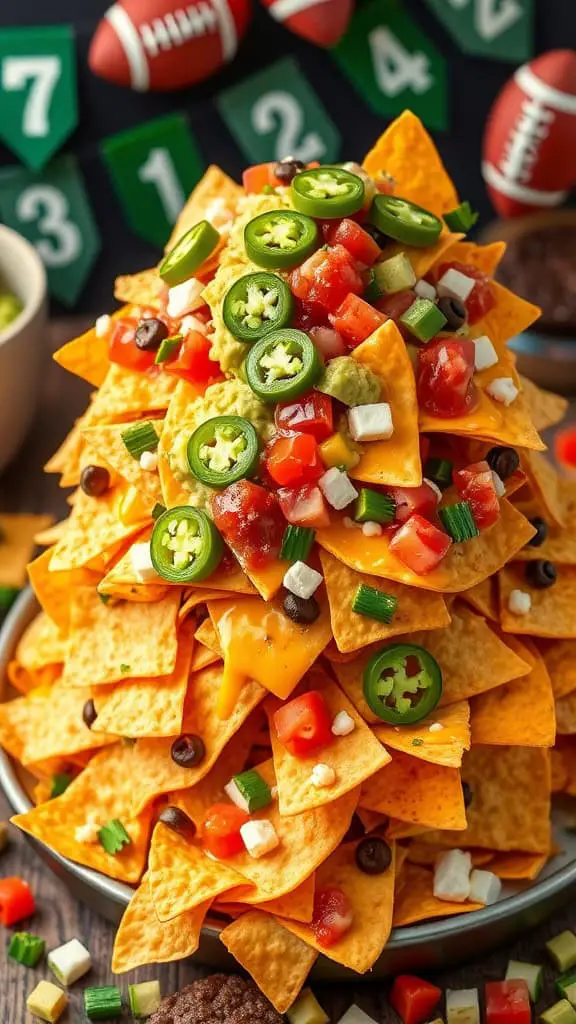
[0,288,24,336]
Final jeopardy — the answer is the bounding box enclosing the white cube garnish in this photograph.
[318,467,358,510]
[508,589,532,616]
[130,542,159,583]
[94,314,111,338]
[469,868,502,906]
[167,277,204,319]
[48,938,91,987]
[429,722,444,733]
[433,849,472,903]
[362,521,382,537]
[486,377,519,406]
[310,763,336,788]
[414,279,437,301]
[337,1008,377,1024]
[331,710,356,736]
[139,450,158,473]
[473,336,499,372]
[283,561,323,600]
[446,989,480,1024]
[240,819,279,859]
[437,268,476,302]
[224,779,250,814]
[180,314,207,336]
[348,403,394,442]
[491,471,506,497]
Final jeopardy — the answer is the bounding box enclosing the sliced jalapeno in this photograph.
[222,272,294,343]
[291,167,365,219]
[245,329,322,404]
[368,195,442,248]
[363,643,442,725]
[244,210,319,269]
[187,415,259,488]
[150,506,223,584]
[159,221,220,286]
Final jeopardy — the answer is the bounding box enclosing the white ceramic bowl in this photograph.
[0,225,47,473]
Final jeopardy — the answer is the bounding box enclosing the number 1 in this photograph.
[138,147,186,225]
[2,55,61,138]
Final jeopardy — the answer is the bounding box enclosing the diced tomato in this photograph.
[311,887,353,948]
[555,425,576,470]
[374,172,396,195]
[212,480,286,569]
[390,976,442,1024]
[273,690,333,757]
[292,299,330,333]
[390,482,439,525]
[242,162,284,193]
[376,289,415,321]
[389,514,452,575]
[324,219,382,265]
[275,392,334,442]
[0,877,35,926]
[290,245,364,314]
[309,326,347,361]
[265,432,322,488]
[278,483,331,529]
[163,331,222,388]
[485,981,531,1024]
[201,803,249,859]
[329,293,387,348]
[419,434,431,464]
[108,318,156,373]
[436,261,496,325]
[453,460,500,530]
[417,339,477,419]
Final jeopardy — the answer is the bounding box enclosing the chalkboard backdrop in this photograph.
[0,0,572,313]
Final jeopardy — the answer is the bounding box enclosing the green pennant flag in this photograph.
[423,0,534,62]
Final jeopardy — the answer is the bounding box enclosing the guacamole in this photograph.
[0,290,22,333]
[316,356,382,407]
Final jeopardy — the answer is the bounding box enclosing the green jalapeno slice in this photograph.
[187,415,259,488]
[222,272,294,343]
[368,195,442,248]
[245,329,322,403]
[244,211,319,269]
[290,167,365,219]
[150,506,223,583]
[159,221,220,286]
[363,643,442,725]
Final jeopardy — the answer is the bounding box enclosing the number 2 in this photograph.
[369,26,433,97]
[2,55,61,138]
[16,184,81,267]
[251,91,326,163]
[138,147,186,225]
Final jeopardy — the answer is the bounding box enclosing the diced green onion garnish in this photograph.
[84,986,123,1020]
[50,773,72,799]
[541,1001,576,1024]
[8,932,45,967]
[364,268,384,305]
[557,970,576,1006]
[154,333,183,364]
[373,252,416,295]
[98,819,131,855]
[354,488,395,525]
[439,501,479,543]
[443,201,479,233]
[547,931,576,972]
[226,769,271,813]
[506,960,543,1002]
[121,421,159,460]
[152,502,166,521]
[424,457,453,491]
[280,525,315,562]
[399,298,447,343]
[352,584,398,623]
[0,585,19,611]
[129,980,162,1018]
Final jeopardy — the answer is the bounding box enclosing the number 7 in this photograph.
[2,55,61,138]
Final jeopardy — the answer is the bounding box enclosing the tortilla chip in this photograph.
[555,690,576,735]
[515,480,576,562]
[440,239,507,276]
[360,750,466,830]
[363,111,458,217]
[191,643,220,672]
[499,564,576,639]
[374,701,470,768]
[520,452,566,528]
[393,862,483,927]
[461,578,498,621]
[112,874,210,973]
[552,748,569,791]
[386,230,463,282]
[267,671,390,816]
[34,519,68,547]
[317,499,536,593]
[81,421,164,507]
[520,376,568,431]
[53,317,112,387]
[488,851,548,881]
[16,612,68,671]
[543,640,576,699]
[244,875,315,923]
[479,282,541,346]
[49,484,148,573]
[421,745,551,854]
[0,513,52,588]
[28,548,101,632]
[349,320,421,487]
[194,617,221,654]
[220,912,318,1014]
[470,644,555,747]
[12,744,153,882]
[405,841,493,869]
[113,268,162,305]
[88,363,176,424]
[278,837,396,974]
[157,379,206,508]
[166,165,242,251]
[96,530,169,604]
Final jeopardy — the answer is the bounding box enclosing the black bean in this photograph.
[437,296,467,331]
[527,516,548,547]
[171,734,205,768]
[486,446,520,480]
[82,699,97,729]
[159,805,197,839]
[274,159,305,184]
[282,591,320,625]
[462,781,473,808]
[355,836,392,875]
[80,464,110,498]
[526,559,557,589]
[135,317,169,352]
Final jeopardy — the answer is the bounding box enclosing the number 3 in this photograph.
[16,184,81,267]
[251,91,326,163]
[2,56,61,138]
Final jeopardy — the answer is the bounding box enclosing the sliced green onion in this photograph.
[541,1001,576,1024]
[438,501,479,542]
[354,488,395,525]
[154,333,183,364]
[84,985,123,1020]
[152,502,166,521]
[225,768,272,813]
[8,932,45,967]
[280,525,315,562]
[399,298,447,343]
[129,980,162,1018]
[50,773,72,799]
[121,421,159,460]
[0,585,19,611]
[443,201,479,233]
[548,931,576,972]
[352,584,398,623]
[424,457,453,491]
[98,819,131,855]
[506,960,543,1002]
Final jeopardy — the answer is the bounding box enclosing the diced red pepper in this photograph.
[308,326,346,361]
[290,245,364,315]
[0,877,35,926]
[376,289,416,322]
[390,975,442,1024]
[389,514,452,575]
[453,460,500,530]
[242,162,283,193]
[436,261,496,325]
[212,480,286,570]
[108,318,156,373]
[485,981,531,1024]
[201,803,249,859]
[329,293,387,348]
[311,887,353,948]
[273,690,333,758]
[264,432,323,488]
[390,482,439,525]
[163,331,222,389]
[278,483,330,529]
[555,425,576,470]
[417,339,477,419]
[324,219,382,266]
[275,393,334,442]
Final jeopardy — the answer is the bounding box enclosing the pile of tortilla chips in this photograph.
[3,111,576,1013]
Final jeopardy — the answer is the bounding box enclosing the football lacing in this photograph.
[499,97,556,185]
[139,3,218,54]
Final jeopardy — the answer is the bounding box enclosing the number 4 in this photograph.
[2,55,61,138]
[369,27,433,97]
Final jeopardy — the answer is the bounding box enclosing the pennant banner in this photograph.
[422,0,534,62]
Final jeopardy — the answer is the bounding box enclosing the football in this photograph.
[482,49,576,219]
[89,0,252,91]
[260,0,353,47]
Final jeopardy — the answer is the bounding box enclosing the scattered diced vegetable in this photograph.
[556,970,576,1006]
[354,488,396,525]
[280,524,316,563]
[121,420,159,460]
[541,1001,576,1024]
[485,980,531,1024]
[446,988,480,1024]
[8,931,45,967]
[48,937,91,986]
[547,931,576,972]
[352,584,398,623]
[84,984,124,1020]
[129,980,162,1018]
[0,876,35,925]
[287,988,330,1024]
[505,961,542,1003]
[390,974,442,1024]
[225,768,272,813]
[26,980,67,1023]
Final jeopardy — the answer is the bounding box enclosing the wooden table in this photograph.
[0,321,575,1022]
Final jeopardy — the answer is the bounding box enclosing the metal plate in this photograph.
[2,588,576,978]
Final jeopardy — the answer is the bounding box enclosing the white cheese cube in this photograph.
[318,467,358,510]
[167,277,204,319]
[310,763,336,788]
[486,377,519,406]
[240,819,279,859]
[414,279,437,300]
[74,821,100,844]
[130,542,159,583]
[331,710,356,737]
[473,335,499,372]
[337,1008,377,1024]
[433,849,472,903]
[224,779,250,814]
[94,313,111,338]
[508,589,532,616]
[491,471,506,497]
[429,722,444,733]
[348,403,394,443]
[437,268,476,302]
[469,868,502,906]
[446,989,480,1024]
[361,521,382,537]
[283,561,323,600]
[180,313,207,336]
[48,938,91,987]
[139,450,158,472]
